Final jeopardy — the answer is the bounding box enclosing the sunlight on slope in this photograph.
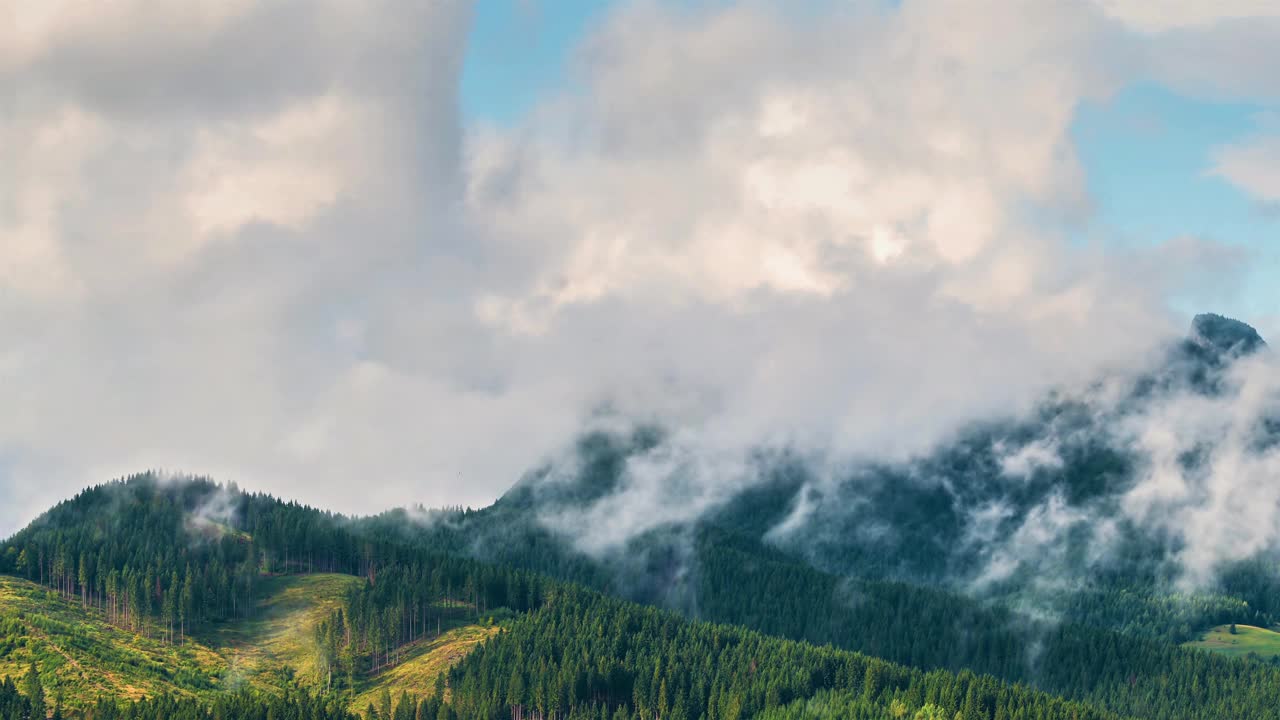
[349,623,499,713]
[1,571,497,712]
[0,576,227,708]
[1185,624,1280,661]
[196,573,362,693]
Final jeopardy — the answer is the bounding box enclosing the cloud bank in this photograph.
[2,0,1278,537]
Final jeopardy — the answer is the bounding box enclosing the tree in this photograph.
[914,704,949,720]
[379,688,394,720]
[1231,624,1239,635]
[180,567,194,643]
[396,691,415,720]
[77,554,90,607]
[23,662,45,719]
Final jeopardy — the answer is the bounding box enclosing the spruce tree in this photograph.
[22,663,44,720]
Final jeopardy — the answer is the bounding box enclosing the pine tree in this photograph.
[379,687,394,720]
[22,662,45,720]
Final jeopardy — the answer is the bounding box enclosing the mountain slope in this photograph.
[5,313,1280,720]
[345,314,1280,719]
[196,573,361,694]
[348,623,497,713]
[0,575,227,705]
[0,489,1135,720]
[0,572,490,714]
[446,314,1280,636]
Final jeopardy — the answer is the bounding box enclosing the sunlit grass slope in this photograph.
[0,576,227,708]
[1185,624,1280,661]
[1,572,495,711]
[195,573,361,693]
[349,623,499,713]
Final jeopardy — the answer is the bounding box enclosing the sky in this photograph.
[3,0,1280,537]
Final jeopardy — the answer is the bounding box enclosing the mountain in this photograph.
[436,315,1279,634]
[0,474,1127,720]
[1189,312,1267,358]
[3,314,1280,719]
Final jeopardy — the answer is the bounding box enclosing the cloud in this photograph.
[1136,19,1280,102]
[968,492,1100,593]
[1115,352,1280,586]
[1094,0,1280,32]
[466,0,1205,467]
[1,0,481,534]
[943,337,1280,595]
[1213,134,1280,205]
[534,423,758,556]
[996,438,1064,479]
[0,0,1274,539]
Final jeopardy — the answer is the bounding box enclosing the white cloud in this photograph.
[0,0,480,534]
[1094,0,1280,32]
[1115,354,1280,586]
[1212,134,1280,204]
[464,0,1188,462]
[997,438,1064,479]
[537,426,758,555]
[183,96,350,239]
[969,493,1094,592]
[0,0,1273,539]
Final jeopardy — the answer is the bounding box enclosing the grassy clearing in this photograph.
[0,576,227,709]
[185,516,252,544]
[195,573,362,694]
[1,573,496,711]
[1185,624,1280,660]
[349,623,499,713]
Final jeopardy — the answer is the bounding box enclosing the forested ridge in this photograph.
[0,475,1123,719]
[3,461,1280,718]
[445,585,1122,720]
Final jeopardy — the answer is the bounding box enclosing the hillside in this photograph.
[349,623,498,713]
[196,574,362,694]
[0,575,227,706]
[0,563,1128,720]
[0,572,491,714]
[0,475,1132,720]
[1185,624,1280,662]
